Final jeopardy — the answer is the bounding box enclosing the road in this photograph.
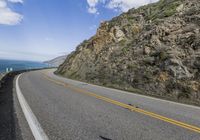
[13,69,200,140]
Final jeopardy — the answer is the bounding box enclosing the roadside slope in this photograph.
[57,0,200,104]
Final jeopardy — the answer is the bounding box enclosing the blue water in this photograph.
[0,59,49,73]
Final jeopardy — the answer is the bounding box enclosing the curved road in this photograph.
[14,69,200,140]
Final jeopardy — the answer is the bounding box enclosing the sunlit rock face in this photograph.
[57,0,200,104]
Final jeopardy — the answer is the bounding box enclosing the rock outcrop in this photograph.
[57,0,200,104]
[44,55,67,67]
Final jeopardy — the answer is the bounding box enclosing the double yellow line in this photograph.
[43,74,200,134]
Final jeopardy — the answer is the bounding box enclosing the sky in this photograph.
[0,0,158,62]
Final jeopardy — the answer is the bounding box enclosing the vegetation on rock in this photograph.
[57,0,200,105]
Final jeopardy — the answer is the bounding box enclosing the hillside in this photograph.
[57,0,200,104]
[44,55,67,67]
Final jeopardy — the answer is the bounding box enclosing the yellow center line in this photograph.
[43,74,200,134]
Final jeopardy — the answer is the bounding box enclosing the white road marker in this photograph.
[16,74,49,140]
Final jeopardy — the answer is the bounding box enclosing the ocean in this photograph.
[0,59,49,73]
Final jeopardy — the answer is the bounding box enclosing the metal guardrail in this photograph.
[0,73,6,88]
[0,73,5,80]
[0,68,55,88]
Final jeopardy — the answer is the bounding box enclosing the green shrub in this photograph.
[127,64,137,70]
[121,47,129,54]
[159,51,168,61]
[119,39,127,46]
[146,0,181,20]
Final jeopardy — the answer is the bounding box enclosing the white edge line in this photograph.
[16,74,49,140]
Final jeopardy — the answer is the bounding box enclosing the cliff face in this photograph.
[44,55,67,67]
[57,0,200,104]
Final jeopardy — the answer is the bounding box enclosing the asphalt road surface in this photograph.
[13,69,200,140]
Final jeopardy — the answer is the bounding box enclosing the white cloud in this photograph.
[88,6,98,14]
[87,0,99,7]
[86,0,159,14]
[87,0,99,14]
[107,0,159,12]
[8,0,23,3]
[0,0,23,25]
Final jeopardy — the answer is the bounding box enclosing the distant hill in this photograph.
[44,55,67,67]
[57,0,200,104]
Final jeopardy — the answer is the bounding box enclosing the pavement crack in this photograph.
[99,136,112,140]
[125,103,140,111]
[128,103,139,108]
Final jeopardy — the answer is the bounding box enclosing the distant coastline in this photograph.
[0,59,49,73]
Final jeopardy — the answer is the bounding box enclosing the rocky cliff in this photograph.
[44,55,67,67]
[57,0,200,104]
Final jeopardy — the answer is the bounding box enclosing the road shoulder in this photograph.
[0,72,22,140]
[13,74,35,140]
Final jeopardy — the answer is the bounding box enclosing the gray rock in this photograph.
[57,0,200,103]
